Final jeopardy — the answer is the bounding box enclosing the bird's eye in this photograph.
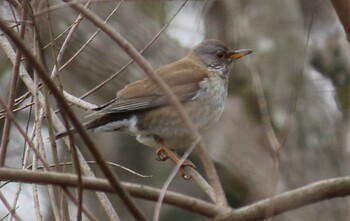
[216,51,225,59]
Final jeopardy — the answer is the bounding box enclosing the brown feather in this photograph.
[92,57,210,114]
[117,57,209,98]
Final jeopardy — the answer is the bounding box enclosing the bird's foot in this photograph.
[155,147,196,179]
[155,147,169,161]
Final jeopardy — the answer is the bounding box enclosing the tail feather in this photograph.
[55,112,135,139]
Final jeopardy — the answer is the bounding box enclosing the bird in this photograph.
[56,39,252,172]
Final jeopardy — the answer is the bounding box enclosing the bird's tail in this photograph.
[55,117,102,140]
[55,112,133,139]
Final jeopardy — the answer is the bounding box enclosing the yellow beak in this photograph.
[229,49,253,60]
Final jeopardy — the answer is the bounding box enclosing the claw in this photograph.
[181,159,196,169]
[179,160,196,179]
[154,136,196,180]
[180,170,192,180]
[156,148,169,161]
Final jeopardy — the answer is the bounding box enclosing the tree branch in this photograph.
[0,1,29,166]
[0,168,221,218]
[0,168,349,221]
[226,176,350,221]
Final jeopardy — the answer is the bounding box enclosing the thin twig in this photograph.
[43,76,61,219]
[153,138,200,221]
[33,161,153,178]
[245,60,282,219]
[61,115,84,221]
[183,167,215,202]
[0,96,51,171]
[49,1,93,79]
[60,156,70,220]
[0,190,22,221]
[0,0,29,167]
[31,174,43,221]
[59,0,123,72]
[245,60,280,152]
[63,187,99,221]
[0,206,19,221]
[10,108,36,221]
[32,72,44,221]
[63,91,97,110]
[34,0,113,18]
[0,102,34,120]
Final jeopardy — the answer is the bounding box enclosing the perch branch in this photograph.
[0,168,350,221]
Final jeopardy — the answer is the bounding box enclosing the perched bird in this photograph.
[56,39,252,163]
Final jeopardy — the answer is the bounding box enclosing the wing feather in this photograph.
[91,58,208,115]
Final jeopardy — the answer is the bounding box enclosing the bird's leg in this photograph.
[154,136,196,179]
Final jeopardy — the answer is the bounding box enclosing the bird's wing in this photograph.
[91,58,209,114]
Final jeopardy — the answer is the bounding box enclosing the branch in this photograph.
[0,0,29,166]
[227,176,350,221]
[0,190,22,221]
[0,168,350,221]
[0,168,221,218]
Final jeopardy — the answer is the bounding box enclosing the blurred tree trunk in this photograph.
[204,0,350,220]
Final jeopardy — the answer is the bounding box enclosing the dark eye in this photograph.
[216,50,225,59]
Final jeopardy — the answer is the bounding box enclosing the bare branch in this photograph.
[227,176,350,221]
[0,0,29,166]
[0,168,222,218]
[0,168,350,221]
[0,190,22,221]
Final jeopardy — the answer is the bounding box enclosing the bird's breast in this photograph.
[191,76,228,128]
[134,76,228,149]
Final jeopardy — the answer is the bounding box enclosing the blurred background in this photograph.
[1,0,350,220]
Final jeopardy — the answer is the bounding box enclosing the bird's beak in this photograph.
[229,49,253,60]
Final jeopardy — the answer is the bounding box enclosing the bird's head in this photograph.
[190,39,252,76]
